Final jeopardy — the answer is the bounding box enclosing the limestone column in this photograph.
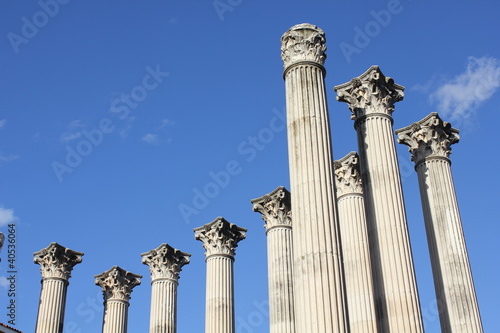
[334,152,377,333]
[141,243,191,333]
[335,66,423,332]
[396,113,483,332]
[34,242,83,333]
[95,266,141,333]
[251,186,295,333]
[194,217,246,333]
[281,23,349,332]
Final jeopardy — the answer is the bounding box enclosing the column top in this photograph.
[194,217,246,258]
[396,112,460,165]
[0,232,4,252]
[281,23,327,70]
[95,266,142,302]
[334,65,404,121]
[334,152,363,196]
[251,186,292,231]
[141,243,191,281]
[33,242,84,280]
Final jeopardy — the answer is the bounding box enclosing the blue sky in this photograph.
[0,0,499,332]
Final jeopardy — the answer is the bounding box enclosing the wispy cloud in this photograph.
[0,119,6,129]
[430,56,500,123]
[0,277,8,289]
[0,153,19,165]
[142,133,159,145]
[60,119,86,143]
[0,206,17,227]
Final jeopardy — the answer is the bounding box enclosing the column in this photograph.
[396,112,483,332]
[141,243,191,333]
[334,152,377,333]
[34,242,83,333]
[194,217,246,333]
[251,186,295,333]
[0,232,4,253]
[95,266,141,333]
[281,23,348,332]
[335,66,424,332]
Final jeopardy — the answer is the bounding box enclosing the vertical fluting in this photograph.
[252,187,295,333]
[194,217,246,333]
[334,152,378,332]
[95,266,141,333]
[281,24,348,332]
[142,243,190,333]
[34,242,83,333]
[397,113,483,332]
[335,67,423,332]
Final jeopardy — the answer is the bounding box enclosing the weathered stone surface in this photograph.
[282,23,348,333]
[336,67,424,332]
[34,243,83,333]
[252,187,295,333]
[194,217,246,258]
[397,113,483,333]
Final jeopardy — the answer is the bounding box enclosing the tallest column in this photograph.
[281,23,348,332]
[335,67,423,332]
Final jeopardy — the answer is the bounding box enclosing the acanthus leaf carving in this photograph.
[281,23,327,69]
[141,243,191,281]
[334,152,363,196]
[33,242,83,280]
[251,186,292,231]
[95,266,141,302]
[194,217,246,258]
[396,112,460,165]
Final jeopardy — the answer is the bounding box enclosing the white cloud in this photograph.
[0,206,17,227]
[430,56,500,123]
[142,133,159,145]
[0,276,8,289]
[0,119,6,129]
[0,153,19,165]
[61,119,86,143]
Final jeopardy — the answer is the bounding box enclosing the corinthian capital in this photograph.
[281,23,327,69]
[141,243,191,281]
[95,266,141,302]
[251,186,292,231]
[334,152,363,196]
[334,66,404,120]
[396,112,460,165]
[33,242,84,280]
[194,217,246,258]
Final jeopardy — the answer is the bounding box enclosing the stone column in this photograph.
[141,243,191,333]
[194,217,246,333]
[95,266,141,333]
[396,113,483,333]
[34,242,83,333]
[335,66,424,332]
[334,152,377,333]
[251,186,295,333]
[0,232,4,253]
[280,23,348,332]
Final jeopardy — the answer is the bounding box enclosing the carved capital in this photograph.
[33,242,83,280]
[194,217,246,258]
[141,244,191,281]
[0,232,4,252]
[281,23,327,69]
[251,186,292,231]
[95,266,141,302]
[396,112,459,165]
[334,66,404,120]
[334,152,363,196]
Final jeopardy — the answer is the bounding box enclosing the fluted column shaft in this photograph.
[34,242,83,333]
[335,153,377,333]
[397,113,483,332]
[335,67,423,332]
[35,278,68,333]
[195,217,246,333]
[281,23,348,333]
[102,299,129,333]
[252,187,295,333]
[142,243,191,333]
